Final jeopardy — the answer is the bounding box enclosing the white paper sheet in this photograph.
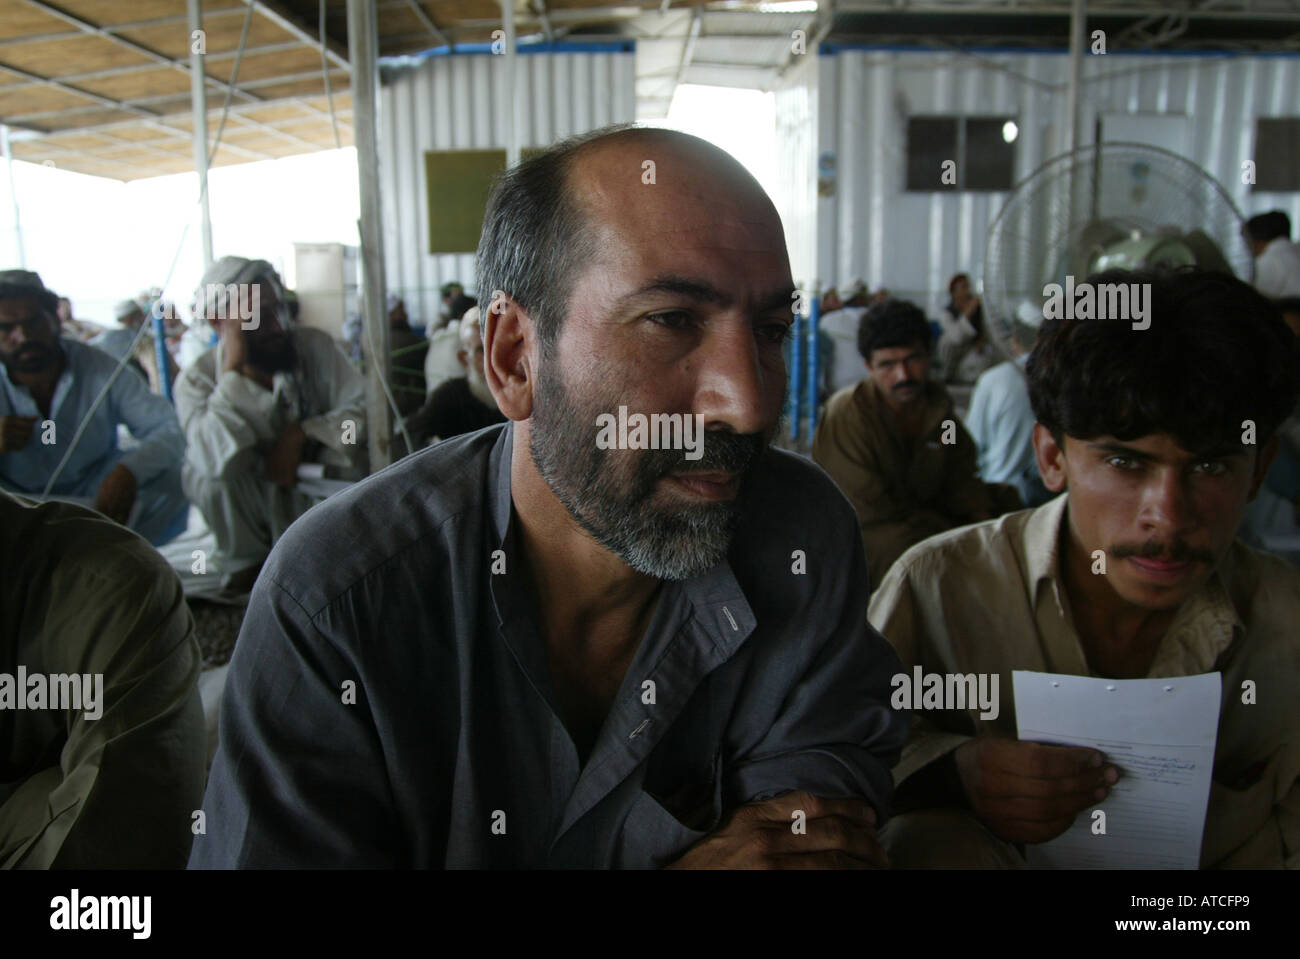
[1012,669,1221,869]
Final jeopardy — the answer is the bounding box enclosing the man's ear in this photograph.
[1033,423,1068,493]
[1246,437,1279,503]
[481,294,535,421]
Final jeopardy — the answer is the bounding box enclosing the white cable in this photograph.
[40,6,252,498]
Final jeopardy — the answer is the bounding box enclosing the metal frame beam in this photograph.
[246,0,351,70]
[0,40,308,90]
[7,92,352,146]
[532,0,556,41]
[5,66,348,123]
[402,0,453,47]
[347,0,392,470]
[18,0,267,109]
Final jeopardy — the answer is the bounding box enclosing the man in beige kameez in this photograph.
[812,297,997,588]
[870,268,1300,868]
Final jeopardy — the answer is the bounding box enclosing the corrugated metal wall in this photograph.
[378,48,636,328]
[809,48,1300,315]
[772,53,818,295]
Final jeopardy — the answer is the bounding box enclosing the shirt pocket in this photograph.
[617,752,723,869]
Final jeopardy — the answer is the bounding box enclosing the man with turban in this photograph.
[173,256,366,593]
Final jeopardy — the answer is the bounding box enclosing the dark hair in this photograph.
[1027,267,1300,452]
[1276,297,1300,320]
[476,124,638,348]
[449,293,478,322]
[857,298,932,361]
[1244,211,1292,244]
[948,272,971,296]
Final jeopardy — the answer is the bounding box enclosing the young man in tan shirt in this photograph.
[870,267,1300,868]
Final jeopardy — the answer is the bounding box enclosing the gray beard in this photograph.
[527,353,763,581]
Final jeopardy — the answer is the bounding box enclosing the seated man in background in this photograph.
[174,256,366,593]
[936,272,997,384]
[0,490,206,868]
[90,298,150,383]
[54,296,97,343]
[813,298,1003,589]
[0,270,188,546]
[1244,210,1300,301]
[435,280,465,331]
[819,279,871,395]
[91,297,178,395]
[190,125,906,870]
[424,292,479,400]
[870,268,1300,868]
[400,307,505,454]
[966,301,1053,508]
[386,295,428,420]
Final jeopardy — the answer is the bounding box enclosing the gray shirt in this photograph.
[189,422,906,868]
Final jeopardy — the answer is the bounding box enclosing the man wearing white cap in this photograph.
[90,299,146,364]
[399,307,504,453]
[173,256,366,592]
[819,279,872,395]
[89,298,176,393]
[0,269,188,546]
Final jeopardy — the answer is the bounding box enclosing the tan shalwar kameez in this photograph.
[812,377,993,588]
[869,493,1300,868]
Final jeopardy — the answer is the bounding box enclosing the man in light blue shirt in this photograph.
[0,270,188,546]
[965,309,1051,508]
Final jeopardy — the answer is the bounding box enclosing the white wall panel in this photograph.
[378,47,636,328]
[772,53,818,293]
[816,48,1300,316]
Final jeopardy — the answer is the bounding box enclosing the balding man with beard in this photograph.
[189,126,906,870]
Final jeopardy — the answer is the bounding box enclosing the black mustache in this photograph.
[1110,540,1216,564]
[639,430,764,476]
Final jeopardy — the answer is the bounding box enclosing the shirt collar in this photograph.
[1021,490,1244,675]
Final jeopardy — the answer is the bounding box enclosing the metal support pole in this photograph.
[1065,0,1085,155]
[501,0,520,168]
[1,124,25,268]
[187,0,213,269]
[151,303,173,403]
[348,0,392,471]
[787,299,804,442]
[805,293,821,439]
